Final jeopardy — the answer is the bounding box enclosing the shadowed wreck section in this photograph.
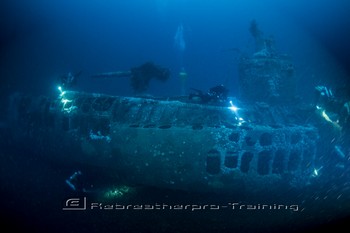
[7,90,319,194]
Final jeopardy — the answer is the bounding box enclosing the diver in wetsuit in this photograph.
[189,84,229,104]
[314,85,350,175]
[314,85,350,127]
[59,71,82,89]
[208,85,229,102]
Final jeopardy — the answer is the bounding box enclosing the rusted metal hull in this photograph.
[6,91,319,194]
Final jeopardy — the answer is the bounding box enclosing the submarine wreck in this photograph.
[5,42,326,195]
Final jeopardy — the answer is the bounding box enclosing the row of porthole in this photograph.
[128,124,205,130]
[74,97,117,113]
[129,124,172,129]
[206,149,305,176]
[228,132,302,146]
[228,132,273,146]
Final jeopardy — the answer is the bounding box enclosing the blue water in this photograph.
[1,0,350,232]
[1,0,350,98]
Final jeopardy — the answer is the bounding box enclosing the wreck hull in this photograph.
[8,91,319,193]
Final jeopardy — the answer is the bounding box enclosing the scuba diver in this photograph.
[209,85,230,101]
[314,85,350,127]
[189,84,229,105]
[91,62,171,93]
[59,71,82,89]
[314,85,350,175]
[314,86,341,111]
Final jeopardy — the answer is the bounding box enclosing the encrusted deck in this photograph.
[8,91,319,193]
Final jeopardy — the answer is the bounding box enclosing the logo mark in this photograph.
[62,197,87,210]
